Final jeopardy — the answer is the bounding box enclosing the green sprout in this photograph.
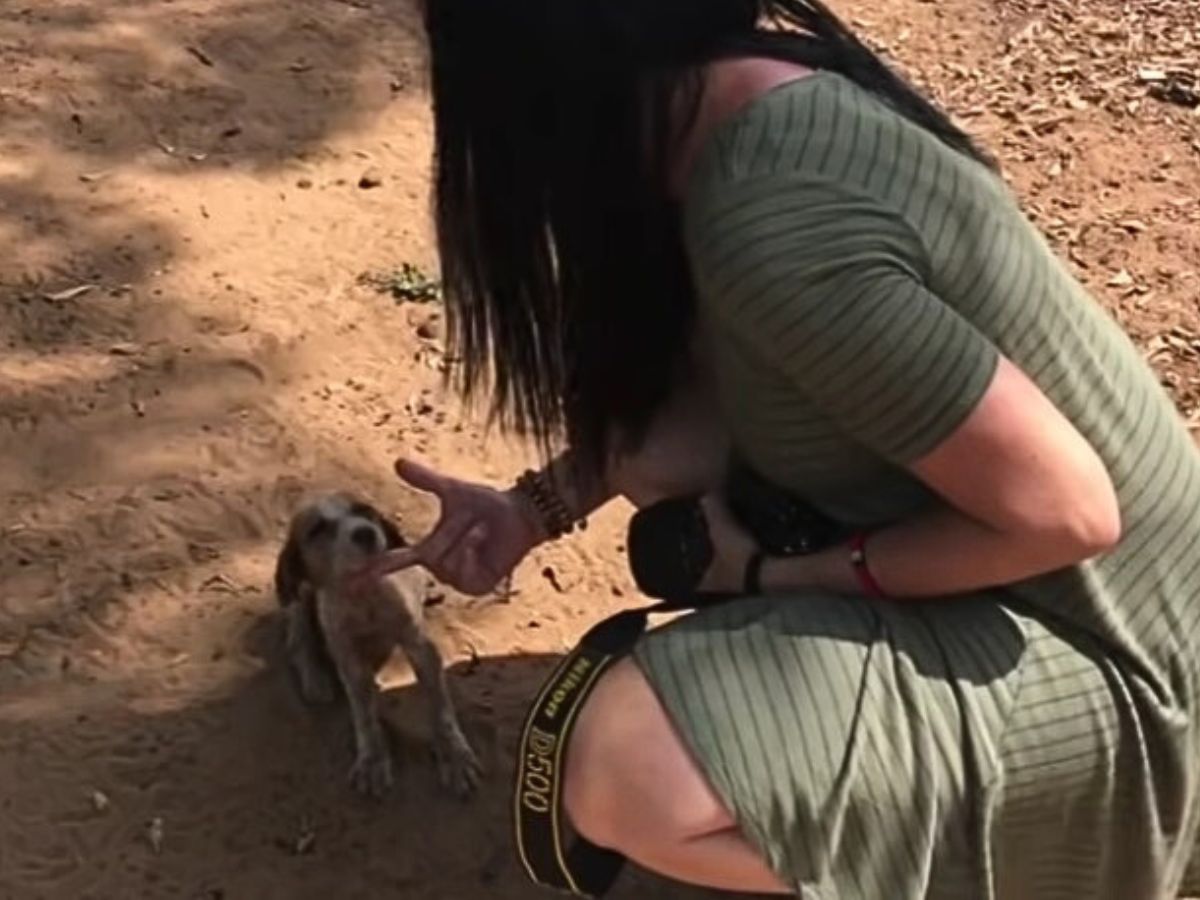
[359,262,443,304]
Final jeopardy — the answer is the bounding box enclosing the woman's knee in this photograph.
[562,658,733,849]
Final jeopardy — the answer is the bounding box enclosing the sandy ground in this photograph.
[0,0,1197,898]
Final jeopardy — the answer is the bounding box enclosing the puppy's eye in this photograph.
[307,518,333,540]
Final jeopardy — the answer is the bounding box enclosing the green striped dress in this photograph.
[633,71,1200,899]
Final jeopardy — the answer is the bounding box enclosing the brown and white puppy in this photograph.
[275,492,481,798]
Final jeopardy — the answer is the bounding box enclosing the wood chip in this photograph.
[0,634,25,659]
[294,829,316,856]
[200,573,238,593]
[43,284,95,302]
[147,817,165,854]
[185,45,214,66]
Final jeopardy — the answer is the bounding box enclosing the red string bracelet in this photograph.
[848,531,888,600]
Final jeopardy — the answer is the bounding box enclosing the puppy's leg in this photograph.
[394,610,481,798]
[284,595,336,705]
[316,595,393,797]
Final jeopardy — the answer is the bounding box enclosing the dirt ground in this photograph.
[0,0,1197,898]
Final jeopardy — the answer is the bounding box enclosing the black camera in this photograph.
[626,460,844,600]
[723,461,845,557]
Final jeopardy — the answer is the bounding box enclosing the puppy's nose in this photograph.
[350,524,380,552]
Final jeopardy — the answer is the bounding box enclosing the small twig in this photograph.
[186,45,214,67]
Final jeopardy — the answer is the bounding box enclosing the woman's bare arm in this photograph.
[761,357,1122,598]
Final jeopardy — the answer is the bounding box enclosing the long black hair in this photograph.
[423,0,991,474]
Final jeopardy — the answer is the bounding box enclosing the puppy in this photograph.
[275,492,481,798]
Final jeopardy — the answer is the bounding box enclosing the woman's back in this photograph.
[675,70,1200,896]
[685,70,1200,687]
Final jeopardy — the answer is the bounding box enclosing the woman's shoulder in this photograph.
[682,70,1011,279]
[689,71,889,190]
[684,69,989,227]
[681,72,930,282]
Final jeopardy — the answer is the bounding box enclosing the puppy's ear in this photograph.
[275,531,310,607]
[377,513,407,551]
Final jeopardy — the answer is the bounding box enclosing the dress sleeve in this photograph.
[687,176,1000,465]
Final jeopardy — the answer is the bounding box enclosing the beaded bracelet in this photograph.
[515,469,584,540]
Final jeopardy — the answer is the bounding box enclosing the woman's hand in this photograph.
[366,459,546,596]
[695,493,761,594]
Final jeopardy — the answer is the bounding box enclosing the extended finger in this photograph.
[414,512,478,568]
[351,547,423,587]
[394,458,458,499]
[457,542,500,596]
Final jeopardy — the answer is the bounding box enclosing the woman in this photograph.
[375,1,1200,897]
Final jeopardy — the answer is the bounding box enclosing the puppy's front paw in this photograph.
[435,730,482,799]
[298,666,337,706]
[349,748,394,798]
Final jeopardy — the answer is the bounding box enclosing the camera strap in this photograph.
[513,592,738,898]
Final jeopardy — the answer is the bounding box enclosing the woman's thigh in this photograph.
[562,656,735,849]
[579,593,1029,898]
[564,594,890,890]
[562,655,798,895]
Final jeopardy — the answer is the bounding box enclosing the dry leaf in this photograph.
[43,284,95,302]
[1118,219,1149,233]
